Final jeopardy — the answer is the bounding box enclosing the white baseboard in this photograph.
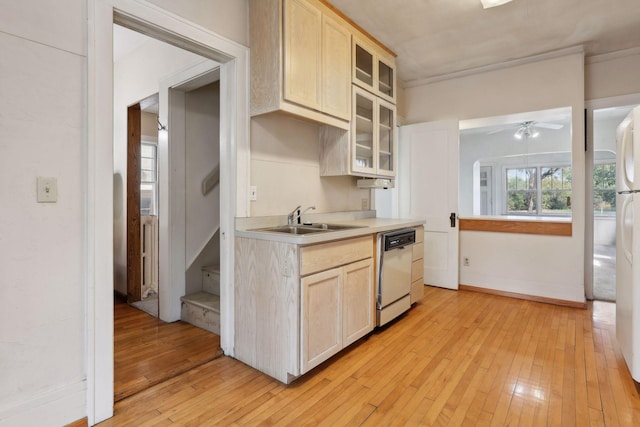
[0,380,86,427]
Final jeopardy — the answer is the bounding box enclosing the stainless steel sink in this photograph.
[302,223,365,231]
[253,225,331,235]
[252,223,365,235]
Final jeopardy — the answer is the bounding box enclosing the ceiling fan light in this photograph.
[481,0,512,9]
[531,129,540,138]
[514,128,524,139]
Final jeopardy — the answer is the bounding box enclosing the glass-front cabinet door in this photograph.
[353,42,374,92]
[353,88,376,175]
[352,86,396,177]
[352,37,396,104]
[377,99,395,176]
[378,60,394,100]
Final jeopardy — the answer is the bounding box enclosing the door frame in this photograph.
[126,103,142,303]
[585,93,640,300]
[87,0,250,423]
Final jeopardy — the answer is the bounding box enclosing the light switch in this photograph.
[37,177,58,203]
[249,185,257,201]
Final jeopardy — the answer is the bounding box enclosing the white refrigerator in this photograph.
[616,106,640,382]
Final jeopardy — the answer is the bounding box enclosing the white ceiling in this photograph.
[330,0,640,85]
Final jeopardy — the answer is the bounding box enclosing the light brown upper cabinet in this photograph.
[250,0,351,129]
[352,36,397,104]
[320,86,396,178]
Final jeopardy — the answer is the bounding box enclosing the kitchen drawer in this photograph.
[411,259,423,283]
[415,226,424,243]
[412,242,423,262]
[300,235,373,276]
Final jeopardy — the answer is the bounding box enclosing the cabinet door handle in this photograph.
[450,212,456,228]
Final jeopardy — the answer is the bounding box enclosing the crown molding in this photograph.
[402,45,585,88]
[586,46,640,64]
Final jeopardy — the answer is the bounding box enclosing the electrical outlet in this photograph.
[361,198,369,210]
[282,260,291,277]
[249,185,257,201]
[463,257,470,267]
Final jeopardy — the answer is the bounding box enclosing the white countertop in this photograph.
[235,212,425,245]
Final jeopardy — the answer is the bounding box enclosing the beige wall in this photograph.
[586,50,640,101]
[185,82,220,285]
[249,114,369,216]
[147,0,249,46]
[141,111,158,139]
[402,53,587,303]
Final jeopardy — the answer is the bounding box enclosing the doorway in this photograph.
[114,24,224,399]
[591,104,637,301]
[88,1,250,422]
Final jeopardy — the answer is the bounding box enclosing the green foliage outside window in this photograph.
[541,167,572,214]
[593,163,616,215]
[506,166,573,215]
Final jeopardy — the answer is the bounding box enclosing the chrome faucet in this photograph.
[287,205,316,225]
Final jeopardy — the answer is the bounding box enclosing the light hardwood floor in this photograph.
[102,287,640,425]
[114,299,222,401]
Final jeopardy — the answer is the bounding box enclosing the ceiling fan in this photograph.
[488,120,564,139]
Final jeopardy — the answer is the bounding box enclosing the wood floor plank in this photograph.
[100,288,640,426]
[113,300,222,401]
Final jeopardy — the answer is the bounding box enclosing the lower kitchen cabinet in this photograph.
[301,267,342,373]
[411,226,425,303]
[235,234,374,383]
[343,258,374,346]
[301,257,374,373]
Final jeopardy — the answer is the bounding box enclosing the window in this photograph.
[507,168,537,214]
[506,165,571,216]
[140,143,157,215]
[541,166,572,214]
[593,162,616,216]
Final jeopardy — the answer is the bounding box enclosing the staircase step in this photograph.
[181,291,220,334]
[202,265,220,295]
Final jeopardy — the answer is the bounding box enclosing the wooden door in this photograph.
[399,121,460,290]
[321,12,350,120]
[283,0,321,110]
[300,267,342,373]
[127,104,142,302]
[342,259,374,347]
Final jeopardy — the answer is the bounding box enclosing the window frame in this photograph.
[504,162,572,217]
[140,140,158,216]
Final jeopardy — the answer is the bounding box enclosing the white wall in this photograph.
[249,115,369,216]
[0,1,87,425]
[0,0,248,424]
[113,33,206,295]
[185,82,220,282]
[403,53,586,303]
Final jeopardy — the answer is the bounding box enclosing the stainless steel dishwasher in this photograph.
[377,228,415,326]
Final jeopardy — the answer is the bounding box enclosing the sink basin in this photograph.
[302,223,366,231]
[253,225,331,235]
[252,223,365,235]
